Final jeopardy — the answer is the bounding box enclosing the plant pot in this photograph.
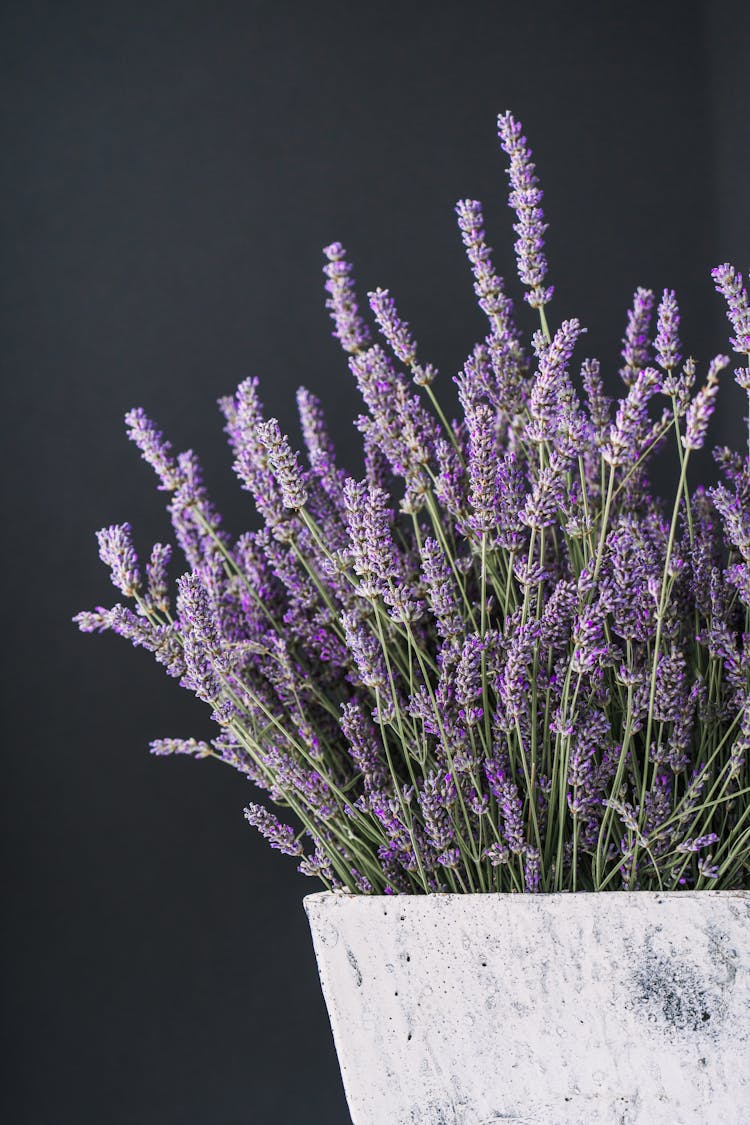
[304,890,750,1124]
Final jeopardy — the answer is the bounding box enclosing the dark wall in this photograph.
[2,2,748,1121]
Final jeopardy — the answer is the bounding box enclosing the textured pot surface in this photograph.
[305,890,750,1125]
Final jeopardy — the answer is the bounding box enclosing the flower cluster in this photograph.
[76,113,750,895]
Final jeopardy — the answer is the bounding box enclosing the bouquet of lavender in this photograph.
[76,112,750,896]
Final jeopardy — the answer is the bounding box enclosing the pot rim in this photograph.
[305,887,750,904]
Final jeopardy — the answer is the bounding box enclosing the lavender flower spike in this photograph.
[712,263,750,355]
[145,542,172,613]
[683,355,729,451]
[150,737,212,759]
[466,402,499,535]
[619,287,654,385]
[455,198,515,339]
[323,242,372,355]
[257,419,308,511]
[245,803,304,856]
[497,111,553,309]
[97,522,141,597]
[297,387,336,479]
[368,287,438,386]
[125,407,182,491]
[602,366,659,468]
[654,288,681,372]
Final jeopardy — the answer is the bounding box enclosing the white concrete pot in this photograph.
[305,890,750,1124]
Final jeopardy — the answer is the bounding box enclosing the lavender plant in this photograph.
[76,112,750,895]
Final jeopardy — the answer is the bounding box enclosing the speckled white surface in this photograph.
[304,891,750,1124]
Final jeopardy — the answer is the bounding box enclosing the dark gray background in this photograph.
[2,2,748,1121]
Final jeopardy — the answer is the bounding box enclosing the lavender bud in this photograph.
[368,287,437,386]
[125,407,182,491]
[245,802,304,856]
[73,607,112,633]
[619,287,654,385]
[483,841,510,866]
[466,402,500,534]
[654,289,681,372]
[96,522,141,597]
[420,538,462,645]
[676,833,720,854]
[323,242,372,354]
[150,738,212,759]
[455,198,516,340]
[683,356,728,451]
[258,419,308,510]
[523,845,541,893]
[454,634,484,724]
[296,387,338,485]
[712,263,750,354]
[497,111,553,308]
[602,367,659,468]
[145,543,172,612]
[697,855,719,880]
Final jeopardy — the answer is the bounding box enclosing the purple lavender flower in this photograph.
[712,263,750,354]
[420,538,462,645]
[150,737,212,759]
[519,454,567,531]
[602,367,660,469]
[454,634,484,725]
[323,242,372,354]
[497,111,553,308]
[683,355,728,451]
[523,845,541,893]
[653,647,689,723]
[224,378,290,533]
[497,616,542,727]
[125,408,182,490]
[419,770,458,853]
[570,607,609,675]
[350,344,437,511]
[166,449,227,567]
[676,833,720,855]
[363,429,391,494]
[484,841,510,866]
[72,607,113,634]
[654,289,681,372]
[697,855,720,880]
[455,343,492,413]
[258,419,308,511]
[245,802,304,856]
[495,452,527,552]
[340,610,388,694]
[466,402,500,535]
[455,199,516,341]
[485,757,526,854]
[619,287,654,385]
[145,543,172,613]
[526,319,584,446]
[340,701,387,792]
[343,478,394,599]
[368,287,437,386]
[342,478,422,623]
[566,738,596,819]
[296,387,347,511]
[298,841,336,883]
[581,357,611,444]
[97,523,141,598]
[176,572,224,705]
